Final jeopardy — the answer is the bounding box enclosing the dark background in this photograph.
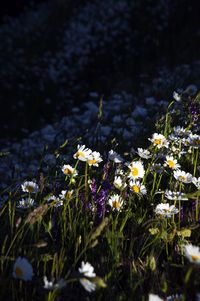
[0,0,199,142]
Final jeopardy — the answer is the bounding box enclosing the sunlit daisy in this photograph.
[128,161,145,179]
[113,176,127,190]
[21,181,39,193]
[79,278,96,292]
[16,198,35,209]
[173,170,193,183]
[108,194,124,211]
[149,133,169,149]
[61,164,78,176]
[137,148,152,159]
[13,257,33,281]
[78,261,96,278]
[73,145,92,161]
[164,155,180,170]
[108,149,124,163]
[184,244,200,264]
[129,180,147,195]
[155,203,179,218]
[87,151,103,167]
[165,190,188,201]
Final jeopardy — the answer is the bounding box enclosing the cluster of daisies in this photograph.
[13,119,199,297]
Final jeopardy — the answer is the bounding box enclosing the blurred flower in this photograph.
[16,198,35,209]
[73,145,92,161]
[78,261,96,278]
[192,177,200,189]
[150,163,164,174]
[155,203,179,218]
[108,150,124,163]
[137,148,152,159]
[173,170,193,183]
[43,276,66,290]
[165,190,188,201]
[128,161,145,179]
[149,133,169,149]
[184,244,200,264]
[108,194,123,211]
[173,91,181,102]
[79,278,96,292]
[166,294,183,301]
[13,257,33,281]
[21,181,39,193]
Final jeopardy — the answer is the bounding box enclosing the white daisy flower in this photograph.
[192,177,200,189]
[164,155,180,170]
[173,170,193,183]
[61,164,78,176]
[128,161,145,179]
[79,278,96,293]
[43,276,66,290]
[137,148,152,159]
[129,180,147,195]
[78,261,96,278]
[113,176,127,190]
[149,133,169,149]
[73,145,93,161]
[108,194,124,211]
[87,151,103,167]
[155,203,179,218]
[165,190,188,201]
[184,244,200,264]
[21,181,39,193]
[16,198,35,209]
[13,257,34,281]
[108,150,124,163]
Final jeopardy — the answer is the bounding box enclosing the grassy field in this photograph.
[0,89,199,301]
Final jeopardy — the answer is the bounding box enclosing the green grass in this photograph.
[0,91,200,301]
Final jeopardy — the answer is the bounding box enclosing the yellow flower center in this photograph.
[179,176,186,182]
[75,151,85,158]
[87,159,97,165]
[191,254,200,261]
[26,186,34,193]
[131,167,139,177]
[154,139,162,145]
[15,266,24,277]
[64,168,73,174]
[132,185,140,193]
[167,160,175,168]
[112,200,120,209]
